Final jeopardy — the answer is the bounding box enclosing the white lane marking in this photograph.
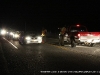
[3,37,18,49]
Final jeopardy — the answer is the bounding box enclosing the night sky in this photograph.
[0,0,100,32]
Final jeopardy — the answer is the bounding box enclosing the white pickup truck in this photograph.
[62,25,100,47]
[78,32,100,46]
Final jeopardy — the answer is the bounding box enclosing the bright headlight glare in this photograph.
[38,36,41,39]
[10,32,14,35]
[26,36,31,40]
[38,40,42,43]
[14,34,19,37]
[1,29,7,35]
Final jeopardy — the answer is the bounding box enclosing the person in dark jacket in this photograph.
[69,33,76,47]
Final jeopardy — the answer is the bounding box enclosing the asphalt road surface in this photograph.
[0,37,100,75]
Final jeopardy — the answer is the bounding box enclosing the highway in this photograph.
[0,37,100,74]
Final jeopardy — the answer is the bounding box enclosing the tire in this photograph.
[89,43,96,47]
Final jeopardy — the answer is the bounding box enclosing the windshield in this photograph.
[70,26,87,32]
[26,34,37,37]
[25,31,41,36]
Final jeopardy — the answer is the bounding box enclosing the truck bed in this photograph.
[79,32,100,43]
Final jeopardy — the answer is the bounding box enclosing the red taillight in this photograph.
[78,34,80,37]
[76,25,80,27]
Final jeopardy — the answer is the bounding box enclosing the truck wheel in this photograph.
[89,43,95,47]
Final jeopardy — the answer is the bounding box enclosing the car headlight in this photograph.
[1,29,7,35]
[25,36,31,40]
[37,36,42,39]
[37,36,42,43]
[10,32,14,35]
[14,34,19,38]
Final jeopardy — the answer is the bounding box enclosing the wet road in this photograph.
[0,37,100,74]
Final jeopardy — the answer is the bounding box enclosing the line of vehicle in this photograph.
[3,37,18,49]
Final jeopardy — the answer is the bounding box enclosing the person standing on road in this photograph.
[69,32,76,47]
[41,28,47,43]
[59,26,67,46]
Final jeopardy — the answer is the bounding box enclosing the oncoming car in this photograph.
[19,32,42,44]
[13,32,20,40]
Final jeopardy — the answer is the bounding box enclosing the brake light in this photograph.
[78,34,80,37]
[76,25,80,27]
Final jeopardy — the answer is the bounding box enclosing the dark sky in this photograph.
[0,0,100,31]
